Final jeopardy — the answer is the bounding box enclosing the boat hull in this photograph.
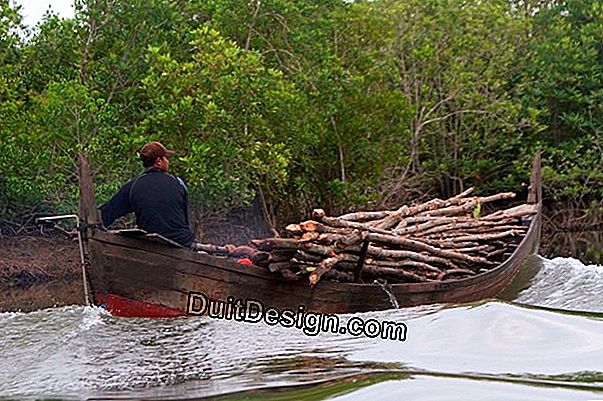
[87,210,540,317]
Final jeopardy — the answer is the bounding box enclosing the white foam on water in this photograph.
[517,256,603,312]
[79,305,110,331]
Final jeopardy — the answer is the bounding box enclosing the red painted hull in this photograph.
[95,293,186,317]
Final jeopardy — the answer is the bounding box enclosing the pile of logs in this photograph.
[250,188,537,286]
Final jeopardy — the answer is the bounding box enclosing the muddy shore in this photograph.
[0,236,84,312]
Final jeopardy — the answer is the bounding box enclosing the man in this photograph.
[99,141,196,248]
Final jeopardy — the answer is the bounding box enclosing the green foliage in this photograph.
[139,26,297,207]
[1,0,602,224]
[520,0,603,201]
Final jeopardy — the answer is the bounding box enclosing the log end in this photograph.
[299,220,319,232]
[312,208,326,219]
[301,232,318,242]
[285,224,302,236]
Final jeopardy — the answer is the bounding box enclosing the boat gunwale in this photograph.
[88,203,540,294]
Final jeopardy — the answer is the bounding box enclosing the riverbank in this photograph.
[0,236,84,312]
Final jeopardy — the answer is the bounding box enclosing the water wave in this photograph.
[516,256,603,312]
[1,256,603,399]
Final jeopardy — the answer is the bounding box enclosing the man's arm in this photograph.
[99,180,134,227]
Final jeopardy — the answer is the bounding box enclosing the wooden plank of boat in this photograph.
[78,152,542,317]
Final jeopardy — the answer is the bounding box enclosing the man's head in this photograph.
[140,141,175,171]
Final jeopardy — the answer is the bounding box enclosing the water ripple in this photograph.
[1,256,603,400]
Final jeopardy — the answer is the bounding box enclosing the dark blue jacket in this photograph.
[99,167,195,247]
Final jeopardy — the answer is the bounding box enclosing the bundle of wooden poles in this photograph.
[250,188,537,286]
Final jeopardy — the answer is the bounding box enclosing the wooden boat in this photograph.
[77,153,542,317]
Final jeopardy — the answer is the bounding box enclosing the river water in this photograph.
[1,255,603,400]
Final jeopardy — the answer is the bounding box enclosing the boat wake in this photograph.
[515,256,603,313]
[1,255,603,400]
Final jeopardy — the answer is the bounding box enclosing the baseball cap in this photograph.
[140,141,176,161]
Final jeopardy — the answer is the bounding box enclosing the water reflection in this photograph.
[210,373,603,401]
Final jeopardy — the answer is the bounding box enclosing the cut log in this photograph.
[290,257,317,265]
[313,213,394,235]
[335,257,443,274]
[339,210,394,222]
[312,209,326,219]
[361,266,427,283]
[482,204,537,221]
[323,269,355,282]
[313,230,364,246]
[262,188,530,285]
[268,251,295,263]
[307,249,452,285]
[300,232,320,242]
[423,225,526,239]
[373,205,411,229]
[411,238,479,249]
[365,233,493,266]
[285,223,303,236]
[366,258,442,273]
[309,255,344,286]
[268,262,291,273]
[193,243,230,254]
[299,220,353,234]
[394,219,451,236]
[450,187,475,200]
[394,215,446,230]
[365,245,458,269]
[294,250,324,263]
[417,221,524,237]
[415,200,478,218]
[395,215,487,231]
[251,238,302,251]
[444,229,524,242]
[302,243,337,257]
[454,245,491,254]
[477,192,517,204]
[486,247,511,259]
